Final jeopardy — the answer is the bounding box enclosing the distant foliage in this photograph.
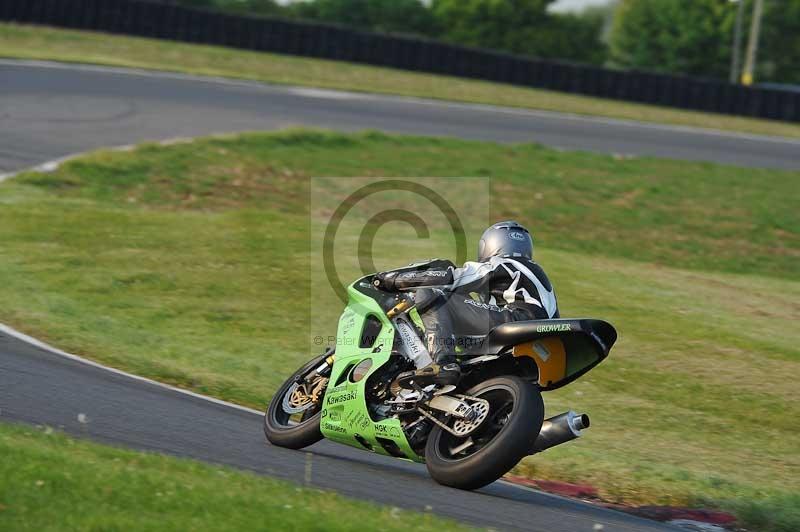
[166,0,608,65]
[430,0,550,48]
[533,10,609,65]
[431,0,607,64]
[610,0,734,78]
[610,0,800,84]
[760,0,800,85]
[286,0,440,36]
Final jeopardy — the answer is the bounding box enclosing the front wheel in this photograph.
[264,354,330,449]
[425,375,544,490]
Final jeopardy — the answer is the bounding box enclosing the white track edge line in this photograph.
[0,319,601,493]
[0,152,99,183]
[0,316,663,525]
[3,58,799,147]
[0,322,263,416]
[0,136,222,183]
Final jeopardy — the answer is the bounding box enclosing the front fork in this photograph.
[300,348,335,383]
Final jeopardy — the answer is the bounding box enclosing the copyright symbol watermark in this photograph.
[310,177,490,346]
[322,179,469,303]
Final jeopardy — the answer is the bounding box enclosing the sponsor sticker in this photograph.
[326,389,357,405]
[322,422,347,434]
[341,314,356,335]
[536,323,571,333]
[345,411,371,431]
[374,424,402,438]
[324,408,342,422]
[533,341,551,362]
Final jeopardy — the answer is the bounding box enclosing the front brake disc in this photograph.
[282,382,315,414]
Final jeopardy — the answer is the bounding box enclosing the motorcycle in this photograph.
[264,272,617,489]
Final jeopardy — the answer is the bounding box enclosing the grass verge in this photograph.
[0,422,468,531]
[0,130,798,530]
[1,22,799,139]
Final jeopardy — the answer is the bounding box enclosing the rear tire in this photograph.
[425,375,544,490]
[264,354,327,449]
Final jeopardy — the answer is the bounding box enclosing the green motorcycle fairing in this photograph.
[319,276,424,463]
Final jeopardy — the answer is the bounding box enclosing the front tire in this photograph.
[425,375,544,490]
[264,354,328,449]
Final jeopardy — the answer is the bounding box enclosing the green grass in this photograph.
[2,22,800,139]
[1,130,798,531]
[0,422,468,532]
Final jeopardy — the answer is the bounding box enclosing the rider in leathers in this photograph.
[375,221,559,387]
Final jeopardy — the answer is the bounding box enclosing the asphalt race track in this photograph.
[2,60,799,174]
[1,329,676,532]
[2,59,794,531]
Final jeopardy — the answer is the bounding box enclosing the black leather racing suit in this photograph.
[376,257,559,363]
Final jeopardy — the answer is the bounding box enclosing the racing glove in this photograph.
[374,268,454,291]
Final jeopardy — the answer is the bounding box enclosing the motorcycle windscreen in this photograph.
[513,332,606,390]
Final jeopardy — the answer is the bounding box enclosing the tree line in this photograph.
[611,0,799,85]
[165,0,799,85]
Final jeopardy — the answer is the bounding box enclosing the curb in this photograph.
[504,475,737,529]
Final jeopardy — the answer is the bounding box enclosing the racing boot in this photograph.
[392,362,461,393]
[392,321,460,392]
[391,291,461,394]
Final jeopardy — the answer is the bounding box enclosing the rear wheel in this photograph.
[264,354,330,449]
[425,375,544,490]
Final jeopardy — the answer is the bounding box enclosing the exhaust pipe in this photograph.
[531,411,590,454]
